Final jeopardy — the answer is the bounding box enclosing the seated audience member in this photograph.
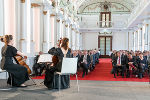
[95,50,100,64]
[76,50,82,70]
[87,50,92,71]
[137,53,148,79]
[92,50,96,67]
[113,51,126,78]
[79,51,88,77]
[110,50,116,62]
[126,53,137,78]
[33,51,45,76]
[147,51,150,66]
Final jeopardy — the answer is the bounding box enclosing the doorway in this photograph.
[98,36,112,58]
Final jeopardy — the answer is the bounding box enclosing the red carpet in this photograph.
[32,59,150,82]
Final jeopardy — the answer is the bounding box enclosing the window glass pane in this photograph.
[100,37,105,55]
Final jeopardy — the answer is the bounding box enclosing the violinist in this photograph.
[0,35,29,87]
[48,37,71,89]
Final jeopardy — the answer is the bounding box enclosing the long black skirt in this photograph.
[44,67,70,89]
[4,64,29,86]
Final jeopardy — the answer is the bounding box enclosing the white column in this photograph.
[142,25,145,51]
[128,31,134,51]
[20,0,27,53]
[54,14,58,46]
[69,24,72,48]
[43,10,50,53]
[0,0,4,35]
[0,0,4,60]
[148,22,150,50]
[137,24,142,51]
[62,20,65,38]
[50,13,56,47]
[145,24,148,50]
[30,6,35,54]
[49,11,52,49]
[65,22,69,38]
[56,18,62,40]
[72,27,76,50]
[74,29,77,50]
[140,28,143,51]
[143,20,149,51]
[133,31,136,51]
[76,32,80,50]
[136,30,139,50]
[137,29,140,50]
[127,32,129,50]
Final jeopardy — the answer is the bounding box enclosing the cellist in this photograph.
[0,35,29,87]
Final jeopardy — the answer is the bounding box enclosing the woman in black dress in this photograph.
[0,35,29,87]
[48,37,71,89]
[137,53,148,79]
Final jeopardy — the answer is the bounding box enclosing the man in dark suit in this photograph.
[79,51,88,77]
[110,50,116,62]
[87,50,91,68]
[113,51,126,78]
[33,51,45,76]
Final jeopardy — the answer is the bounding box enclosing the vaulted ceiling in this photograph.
[73,0,140,14]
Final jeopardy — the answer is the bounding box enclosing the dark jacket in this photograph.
[113,56,126,66]
[48,47,72,71]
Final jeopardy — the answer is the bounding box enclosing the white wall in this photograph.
[128,32,134,51]
[81,31,128,50]
[79,15,99,28]
[0,0,4,59]
[0,0,6,79]
[79,14,130,28]
[82,32,99,50]
[112,31,128,50]
[111,14,129,28]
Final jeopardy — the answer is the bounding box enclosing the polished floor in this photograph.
[0,79,150,100]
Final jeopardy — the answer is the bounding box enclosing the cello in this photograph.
[14,55,32,75]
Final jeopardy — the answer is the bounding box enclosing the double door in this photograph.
[98,36,112,58]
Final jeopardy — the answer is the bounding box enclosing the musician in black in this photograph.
[48,37,71,89]
[32,51,45,76]
[0,35,29,87]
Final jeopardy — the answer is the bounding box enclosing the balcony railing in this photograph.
[79,21,127,29]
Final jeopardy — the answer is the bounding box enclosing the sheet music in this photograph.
[37,54,52,63]
[61,58,78,74]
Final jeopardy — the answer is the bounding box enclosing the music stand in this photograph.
[37,53,52,84]
[37,53,52,64]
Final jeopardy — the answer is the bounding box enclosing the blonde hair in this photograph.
[4,35,13,45]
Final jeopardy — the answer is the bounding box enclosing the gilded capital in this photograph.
[21,0,25,3]
[43,11,47,15]
[50,14,55,17]
[31,3,40,8]
[65,25,68,27]
[56,19,60,22]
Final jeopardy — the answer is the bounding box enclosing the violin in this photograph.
[14,55,32,75]
[52,55,59,66]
